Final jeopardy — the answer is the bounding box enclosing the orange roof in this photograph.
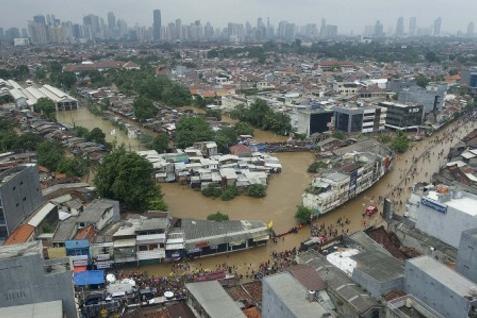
[243,307,261,318]
[75,224,96,241]
[4,224,35,245]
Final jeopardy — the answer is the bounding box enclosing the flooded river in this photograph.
[56,107,477,276]
[56,107,144,151]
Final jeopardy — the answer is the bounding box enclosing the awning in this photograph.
[229,240,245,246]
[73,270,105,286]
[253,235,270,242]
[73,266,87,273]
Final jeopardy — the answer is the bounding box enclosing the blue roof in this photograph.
[74,270,105,286]
[65,240,90,249]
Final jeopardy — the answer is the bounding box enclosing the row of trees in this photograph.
[110,68,192,107]
[72,126,107,145]
[175,116,254,152]
[230,99,292,135]
[37,140,89,177]
[202,184,267,200]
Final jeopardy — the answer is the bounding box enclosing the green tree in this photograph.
[295,205,312,224]
[175,116,214,149]
[247,184,267,198]
[221,186,238,201]
[133,96,157,121]
[307,161,327,173]
[37,140,65,171]
[88,127,106,144]
[94,146,165,211]
[234,122,254,136]
[391,132,409,153]
[333,131,346,140]
[58,157,89,177]
[34,98,56,121]
[415,74,430,88]
[207,211,229,222]
[72,126,90,138]
[151,133,169,153]
[214,126,238,153]
[201,184,223,198]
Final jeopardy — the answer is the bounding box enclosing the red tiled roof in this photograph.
[75,224,96,241]
[4,224,35,245]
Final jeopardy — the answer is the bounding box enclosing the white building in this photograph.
[407,187,477,248]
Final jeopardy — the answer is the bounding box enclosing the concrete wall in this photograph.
[0,253,77,318]
[414,200,477,248]
[262,278,296,318]
[0,165,43,238]
[405,260,472,318]
[456,229,477,283]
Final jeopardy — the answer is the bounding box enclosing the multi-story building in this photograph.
[185,281,246,318]
[0,164,43,241]
[302,145,393,215]
[405,256,477,318]
[291,103,334,137]
[0,241,77,318]
[262,272,333,318]
[456,228,477,283]
[153,9,162,42]
[334,106,386,134]
[378,101,423,130]
[406,187,477,248]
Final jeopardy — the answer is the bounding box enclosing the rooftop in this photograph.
[3,224,35,245]
[407,256,477,298]
[264,272,331,318]
[0,240,42,259]
[0,300,63,318]
[185,280,246,318]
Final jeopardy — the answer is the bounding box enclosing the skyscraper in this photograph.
[433,17,442,36]
[374,20,384,37]
[395,17,404,37]
[409,17,417,36]
[153,9,162,41]
[467,22,475,38]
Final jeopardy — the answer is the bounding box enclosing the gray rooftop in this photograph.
[185,281,246,318]
[181,219,267,241]
[0,300,63,318]
[407,256,477,298]
[52,217,78,243]
[77,199,117,223]
[0,240,42,260]
[352,251,404,282]
[298,251,380,315]
[264,272,331,317]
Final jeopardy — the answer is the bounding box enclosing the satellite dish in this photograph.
[106,274,116,283]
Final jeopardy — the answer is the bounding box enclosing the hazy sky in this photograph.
[1,0,475,33]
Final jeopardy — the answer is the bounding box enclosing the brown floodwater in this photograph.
[56,107,144,151]
[55,107,477,276]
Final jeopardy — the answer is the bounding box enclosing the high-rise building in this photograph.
[433,17,442,36]
[374,20,384,37]
[395,17,404,36]
[409,17,417,36]
[153,9,162,41]
[107,12,116,32]
[33,15,46,25]
[467,22,475,37]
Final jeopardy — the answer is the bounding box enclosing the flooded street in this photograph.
[56,107,477,276]
[56,107,144,151]
[161,152,314,234]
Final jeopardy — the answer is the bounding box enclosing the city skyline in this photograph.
[1,0,477,34]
